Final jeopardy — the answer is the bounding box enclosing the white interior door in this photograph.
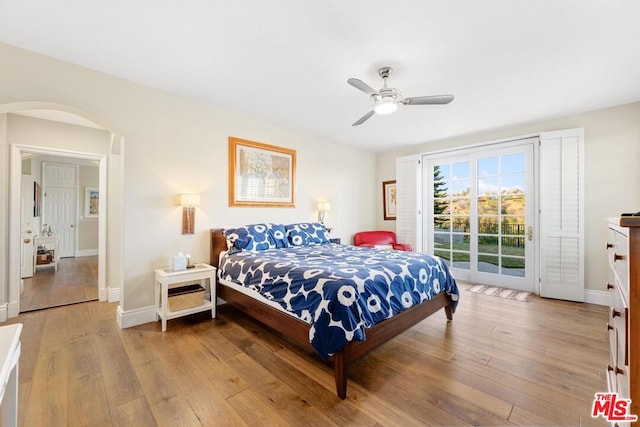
[425,141,536,291]
[20,175,35,278]
[43,163,77,258]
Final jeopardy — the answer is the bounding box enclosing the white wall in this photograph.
[376,102,640,292]
[77,165,99,252]
[0,42,377,319]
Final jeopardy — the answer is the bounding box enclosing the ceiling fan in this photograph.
[347,67,454,126]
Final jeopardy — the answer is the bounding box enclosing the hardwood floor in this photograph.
[7,283,609,426]
[21,256,98,312]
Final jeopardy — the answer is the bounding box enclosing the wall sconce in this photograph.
[180,194,200,234]
[317,201,331,223]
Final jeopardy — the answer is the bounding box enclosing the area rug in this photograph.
[466,284,533,302]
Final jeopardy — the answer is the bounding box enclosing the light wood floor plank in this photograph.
[226,388,288,427]
[224,352,338,427]
[94,319,146,406]
[378,338,515,419]
[22,255,98,312]
[277,346,430,427]
[157,330,249,400]
[109,397,157,427]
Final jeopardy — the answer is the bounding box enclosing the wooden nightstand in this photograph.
[154,263,216,331]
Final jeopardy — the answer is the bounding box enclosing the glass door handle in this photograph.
[527,226,533,241]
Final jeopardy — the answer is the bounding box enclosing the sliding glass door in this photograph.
[424,142,535,290]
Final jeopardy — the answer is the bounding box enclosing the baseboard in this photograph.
[7,301,19,318]
[99,285,120,302]
[585,289,609,306]
[0,303,7,322]
[107,287,120,302]
[117,304,156,329]
[76,249,98,257]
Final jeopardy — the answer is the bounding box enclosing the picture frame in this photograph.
[84,187,99,218]
[33,182,41,217]
[383,180,397,220]
[229,136,296,207]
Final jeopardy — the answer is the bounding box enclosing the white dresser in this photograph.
[606,217,639,422]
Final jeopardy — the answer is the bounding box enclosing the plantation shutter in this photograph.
[539,128,585,301]
[396,155,422,252]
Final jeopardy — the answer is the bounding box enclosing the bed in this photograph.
[209,223,459,399]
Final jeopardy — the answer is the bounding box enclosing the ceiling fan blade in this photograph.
[352,110,375,126]
[403,94,454,105]
[347,78,377,96]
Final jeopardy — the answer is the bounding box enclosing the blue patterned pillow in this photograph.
[224,223,274,253]
[268,223,289,248]
[285,222,330,246]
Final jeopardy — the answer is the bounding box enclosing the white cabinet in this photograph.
[33,236,59,272]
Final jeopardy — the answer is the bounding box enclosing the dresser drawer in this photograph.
[609,226,630,301]
[607,351,617,394]
[610,283,629,365]
[617,363,631,404]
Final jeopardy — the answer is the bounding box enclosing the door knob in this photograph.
[527,226,533,241]
[23,238,31,244]
[70,224,74,228]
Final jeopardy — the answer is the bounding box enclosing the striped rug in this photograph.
[466,284,533,302]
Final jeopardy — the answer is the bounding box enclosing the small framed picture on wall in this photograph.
[383,180,396,220]
[85,187,99,218]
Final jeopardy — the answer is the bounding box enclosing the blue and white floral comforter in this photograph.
[218,244,459,359]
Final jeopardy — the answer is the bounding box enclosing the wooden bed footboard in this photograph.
[210,228,453,399]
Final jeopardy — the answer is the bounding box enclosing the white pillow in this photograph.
[374,244,393,250]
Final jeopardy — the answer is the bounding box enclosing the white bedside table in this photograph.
[34,236,59,272]
[154,263,216,332]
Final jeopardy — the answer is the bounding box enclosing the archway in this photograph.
[0,102,124,319]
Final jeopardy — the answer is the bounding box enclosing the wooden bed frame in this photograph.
[209,228,453,399]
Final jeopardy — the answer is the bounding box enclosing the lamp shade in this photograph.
[180,194,200,207]
[317,201,331,211]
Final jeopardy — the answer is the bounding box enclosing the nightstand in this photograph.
[329,238,341,244]
[34,236,59,272]
[154,263,216,331]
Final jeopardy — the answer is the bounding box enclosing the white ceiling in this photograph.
[1,1,639,152]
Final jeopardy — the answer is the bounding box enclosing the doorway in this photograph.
[2,102,123,320]
[20,154,100,312]
[424,140,536,292]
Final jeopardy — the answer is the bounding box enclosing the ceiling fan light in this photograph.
[374,98,398,115]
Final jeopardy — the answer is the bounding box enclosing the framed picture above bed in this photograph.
[229,137,296,207]
[383,180,397,220]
